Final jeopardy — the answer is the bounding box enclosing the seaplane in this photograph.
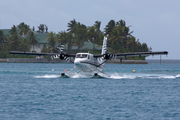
[10,36,168,78]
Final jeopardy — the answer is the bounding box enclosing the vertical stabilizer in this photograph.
[101,36,107,55]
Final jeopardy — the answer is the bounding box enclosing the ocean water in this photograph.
[0,62,180,119]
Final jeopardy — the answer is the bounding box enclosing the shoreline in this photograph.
[0,58,148,64]
[1,58,180,64]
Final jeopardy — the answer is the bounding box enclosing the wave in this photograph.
[33,73,180,79]
[34,74,60,78]
[109,73,180,79]
[109,73,136,79]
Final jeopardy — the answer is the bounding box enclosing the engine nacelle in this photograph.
[51,53,69,61]
[60,53,66,60]
[103,52,115,60]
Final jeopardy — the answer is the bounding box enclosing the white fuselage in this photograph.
[74,37,107,73]
[74,53,105,72]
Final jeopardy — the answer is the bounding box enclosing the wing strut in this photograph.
[97,60,108,67]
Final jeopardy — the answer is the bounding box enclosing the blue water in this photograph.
[0,62,180,119]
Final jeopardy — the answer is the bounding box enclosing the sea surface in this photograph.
[0,61,180,119]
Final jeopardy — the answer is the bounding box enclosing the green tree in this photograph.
[141,43,149,52]
[56,31,74,53]
[104,20,115,36]
[38,24,46,33]
[86,26,96,51]
[74,23,87,51]
[18,22,31,36]
[126,36,137,52]
[56,31,68,45]
[67,19,77,33]
[28,31,39,51]
[93,21,104,48]
[66,32,74,53]
[8,25,20,51]
[0,30,5,49]
[94,21,101,32]
[19,37,31,52]
[46,32,57,53]
[108,25,126,53]
[106,19,135,53]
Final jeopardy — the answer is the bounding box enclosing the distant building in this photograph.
[0,29,48,52]
[31,31,48,52]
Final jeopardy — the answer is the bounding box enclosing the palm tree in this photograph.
[28,31,39,51]
[56,31,68,45]
[93,21,103,49]
[117,20,133,48]
[141,43,150,52]
[46,32,57,53]
[38,24,45,33]
[126,36,137,52]
[74,23,87,51]
[9,25,20,51]
[94,21,101,32]
[18,22,31,36]
[116,19,126,26]
[86,26,96,51]
[67,19,77,33]
[0,30,5,48]
[104,20,115,36]
[106,19,135,53]
[56,31,74,53]
[19,37,31,52]
[66,32,74,53]
[108,25,126,53]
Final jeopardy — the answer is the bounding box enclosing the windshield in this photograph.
[76,54,87,58]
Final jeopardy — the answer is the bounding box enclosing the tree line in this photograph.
[0,19,151,58]
[0,22,40,58]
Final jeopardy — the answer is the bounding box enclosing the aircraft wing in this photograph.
[10,51,57,56]
[115,51,168,57]
[9,51,76,57]
[93,51,168,60]
[93,54,103,58]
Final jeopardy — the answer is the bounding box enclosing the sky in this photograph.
[0,0,180,59]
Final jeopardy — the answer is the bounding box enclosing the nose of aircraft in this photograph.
[74,58,82,68]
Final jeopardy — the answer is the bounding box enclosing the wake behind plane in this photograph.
[10,36,168,78]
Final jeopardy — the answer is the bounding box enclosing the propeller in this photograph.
[103,52,115,60]
[51,45,66,60]
[50,45,74,63]
[96,52,115,68]
[51,54,60,60]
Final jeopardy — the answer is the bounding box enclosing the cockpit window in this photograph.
[76,54,88,58]
[76,54,81,58]
[82,54,87,58]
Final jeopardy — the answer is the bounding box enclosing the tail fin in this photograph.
[101,36,107,55]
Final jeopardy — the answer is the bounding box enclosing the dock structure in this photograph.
[0,59,7,63]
